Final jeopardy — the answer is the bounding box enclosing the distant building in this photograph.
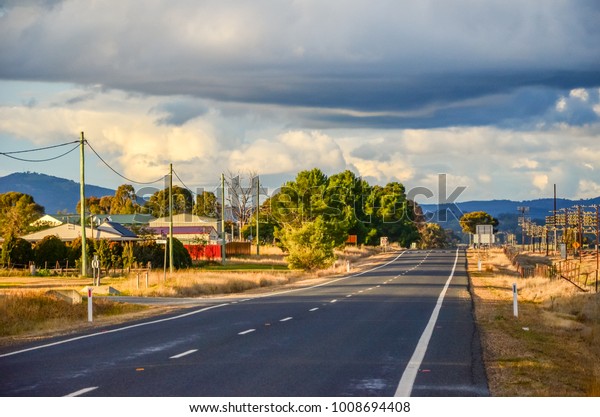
[91,213,155,227]
[21,221,138,242]
[30,214,81,228]
[147,214,219,244]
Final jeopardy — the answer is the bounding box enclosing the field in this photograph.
[468,247,600,396]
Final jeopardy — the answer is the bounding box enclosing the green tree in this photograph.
[1,236,33,267]
[34,235,67,267]
[193,191,219,217]
[272,168,329,225]
[0,192,44,239]
[418,223,450,249]
[364,183,420,247]
[325,170,371,244]
[169,238,192,269]
[111,184,140,214]
[144,186,193,218]
[459,211,499,234]
[276,217,336,271]
[122,242,136,271]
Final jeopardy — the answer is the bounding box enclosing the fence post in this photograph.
[145,271,149,288]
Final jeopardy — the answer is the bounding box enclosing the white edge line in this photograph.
[169,349,198,359]
[0,303,230,358]
[394,248,460,397]
[64,386,98,397]
[1,251,408,359]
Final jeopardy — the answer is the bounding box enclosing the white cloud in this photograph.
[570,88,589,102]
[512,158,539,169]
[532,174,548,191]
[578,179,600,199]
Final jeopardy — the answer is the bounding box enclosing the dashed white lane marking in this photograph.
[64,387,98,397]
[238,329,256,335]
[170,349,198,359]
[280,317,293,322]
[395,248,460,397]
[346,294,352,298]
[330,299,338,303]
[309,308,319,312]
[376,285,381,288]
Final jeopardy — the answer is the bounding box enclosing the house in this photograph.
[30,214,81,228]
[147,213,220,244]
[91,213,155,227]
[20,221,139,243]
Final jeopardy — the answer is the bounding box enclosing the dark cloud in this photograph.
[0,1,599,129]
[151,100,209,126]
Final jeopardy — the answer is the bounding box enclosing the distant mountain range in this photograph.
[1,171,599,225]
[0,172,115,214]
[420,197,600,221]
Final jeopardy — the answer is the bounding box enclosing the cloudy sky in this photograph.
[1,0,600,203]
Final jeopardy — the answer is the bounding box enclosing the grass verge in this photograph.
[469,248,600,396]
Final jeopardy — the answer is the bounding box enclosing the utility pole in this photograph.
[221,173,226,264]
[256,175,260,256]
[554,184,558,254]
[517,206,529,250]
[80,132,87,277]
[169,163,174,274]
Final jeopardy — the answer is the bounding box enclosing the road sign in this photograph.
[572,241,581,249]
[157,239,167,244]
[91,258,99,269]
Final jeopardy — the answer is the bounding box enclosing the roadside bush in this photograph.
[34,235,67,267]
[1,236,33,267]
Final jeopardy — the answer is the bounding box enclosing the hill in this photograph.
[0,172,115,214]
[420,197,600,222]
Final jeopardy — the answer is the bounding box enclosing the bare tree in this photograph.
[225,170,258,240]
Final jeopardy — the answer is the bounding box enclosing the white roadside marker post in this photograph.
[512,283,518,318]
[87,286,93,322]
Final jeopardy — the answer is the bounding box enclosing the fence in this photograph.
[184,242,252,261]
[503,245,598,292]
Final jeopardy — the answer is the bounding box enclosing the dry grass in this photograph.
[115,269,307,297]
[0,290,148,339]
[469,248,600,396]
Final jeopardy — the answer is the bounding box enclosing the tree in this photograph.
[225,171,258,240]
[169,238,192,269]
[363,183,420,247]
[271,168,329,225]
[111,184,140,214]
[34,235,67,267]
[144,186,193,218]
[193,191,219,218]
[0,192,44,239]
[418,223,450,249]
[1,236,33,267]
[459,211,499,234]
[276,217,336,271]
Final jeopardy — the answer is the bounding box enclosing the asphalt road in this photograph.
[0,249,489,397]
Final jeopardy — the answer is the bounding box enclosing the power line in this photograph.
[0,140,79,155]
[85,139,166,185]
[172,168,197,197]
[1,142,80,162]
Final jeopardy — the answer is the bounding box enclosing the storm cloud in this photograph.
[1,1,599,200]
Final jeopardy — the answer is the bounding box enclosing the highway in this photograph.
[0,249,489,397]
